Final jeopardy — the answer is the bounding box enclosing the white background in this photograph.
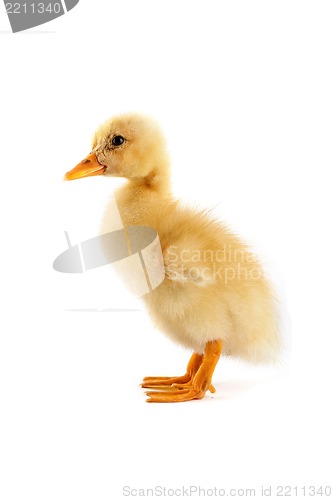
[0,1,332,499]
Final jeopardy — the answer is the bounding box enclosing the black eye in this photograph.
[112,135,125,146]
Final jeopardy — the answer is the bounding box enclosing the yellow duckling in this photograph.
[65,113,280,403]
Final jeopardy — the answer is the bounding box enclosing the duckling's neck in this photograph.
[115,167,172,227]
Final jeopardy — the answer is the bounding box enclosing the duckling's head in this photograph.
[65,113,169,186]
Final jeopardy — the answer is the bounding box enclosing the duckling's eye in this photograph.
[112,135,125,147]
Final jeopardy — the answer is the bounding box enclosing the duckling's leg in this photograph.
[145,339,222,403]
[142,352,203,388]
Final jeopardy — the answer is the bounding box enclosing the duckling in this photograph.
[65,113,280,403]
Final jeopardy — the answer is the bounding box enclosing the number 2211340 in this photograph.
[5,3,62,14]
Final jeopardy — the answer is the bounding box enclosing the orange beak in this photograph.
[64,152,107,181]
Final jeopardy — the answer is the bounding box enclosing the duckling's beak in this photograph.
[64,152,106,181]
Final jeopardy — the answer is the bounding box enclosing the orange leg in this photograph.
[145,339,222,403]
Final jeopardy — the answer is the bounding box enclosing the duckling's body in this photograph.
[113,184,278,362]
[65,113,280,402]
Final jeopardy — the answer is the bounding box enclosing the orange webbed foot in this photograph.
[142,340,222,403]
[146,387,206,403]
[141,351,203,389]
[171,380,216,393]
[141,374,191,389]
